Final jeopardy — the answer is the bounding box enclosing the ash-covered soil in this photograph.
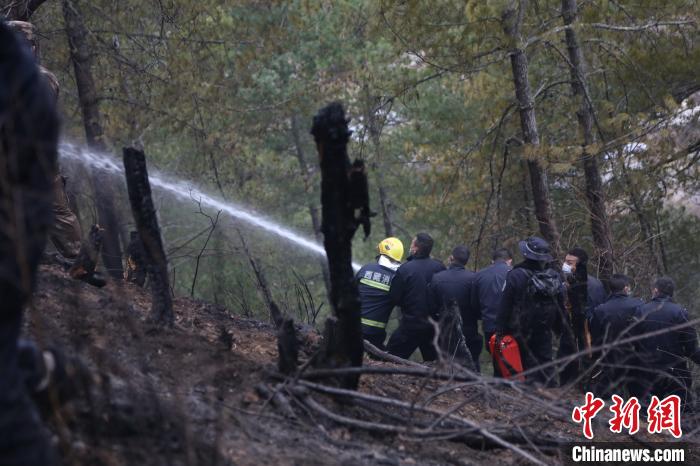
[22,265,697,465]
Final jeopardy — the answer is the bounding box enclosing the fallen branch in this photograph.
[363,339,425,367]
[300,366,477,382]
[293,381,554,464]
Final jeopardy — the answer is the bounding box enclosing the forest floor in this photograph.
[23,264,698,466]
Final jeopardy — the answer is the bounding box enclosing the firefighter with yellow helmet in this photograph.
[356,237,404,349]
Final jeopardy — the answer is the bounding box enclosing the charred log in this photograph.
[310,102,365,389]
[122,147,174,327]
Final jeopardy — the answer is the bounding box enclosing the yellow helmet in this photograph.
[377,237,404,263]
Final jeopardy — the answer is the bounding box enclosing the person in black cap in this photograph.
[386,233,445,361]
[428,245,481,370]
[494,236,567,386]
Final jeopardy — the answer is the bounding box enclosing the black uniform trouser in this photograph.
[463,329,482,373]
[362,330,387,352]
[516,325,555,387]
[630,364,693,409]
[590,350,638,398]
[387,320,437,362]
[557,331,579,385]
[484,331,501,377]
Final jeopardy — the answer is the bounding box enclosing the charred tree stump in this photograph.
[122,147,174,327]
[277,318,299,375]
[310,102,365,389]
[124,230,147,287]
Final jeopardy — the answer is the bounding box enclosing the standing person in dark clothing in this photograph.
[473,248,513,374]
[429,245,480,370]
[495,237,567,386]
[356,237,404,349]
[588,274,644,397]
[631,277,700,407]
[386,233,445,361]
[0,21,60,465]
[558,247,607,385]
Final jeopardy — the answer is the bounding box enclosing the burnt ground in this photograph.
[22,265,699,465]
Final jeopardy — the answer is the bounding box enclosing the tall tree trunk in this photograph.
[361,86,393,238]
[290,114,332,295]
[311,102,364,390]
[561,0,615,281]
[63,0,124,279]
[617,150,664,274]
[123,147,174,326]
[502,1,561,256]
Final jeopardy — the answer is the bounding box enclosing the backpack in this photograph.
[519,268,563,326]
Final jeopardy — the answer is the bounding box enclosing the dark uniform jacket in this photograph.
[356,262,396,334]
[586,275,607,319]
[429,264,478,336]
[472,261,510,334]
[590,293,643,344]
[589,293,644,362]
[389,254,445,327]
[632,296,700,369]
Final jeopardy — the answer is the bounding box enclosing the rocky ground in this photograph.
[22,265,699,465]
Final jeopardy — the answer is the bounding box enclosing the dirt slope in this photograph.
[22,265,697,465]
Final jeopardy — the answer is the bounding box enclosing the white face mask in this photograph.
[562,263,573,274]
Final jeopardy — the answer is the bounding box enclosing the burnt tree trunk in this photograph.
[290,114,332,296]
[122,147,174,327]
[63,0,124,279]
[561,0,615,282]
[310,102,364,390]
[502,2,561,255]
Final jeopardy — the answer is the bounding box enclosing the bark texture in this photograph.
[122,147,174,327]
[63,0,124,279]
[290,114,332,296]
[310,102,364,389]
[503,2,560,255]
[562,0,615,282]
